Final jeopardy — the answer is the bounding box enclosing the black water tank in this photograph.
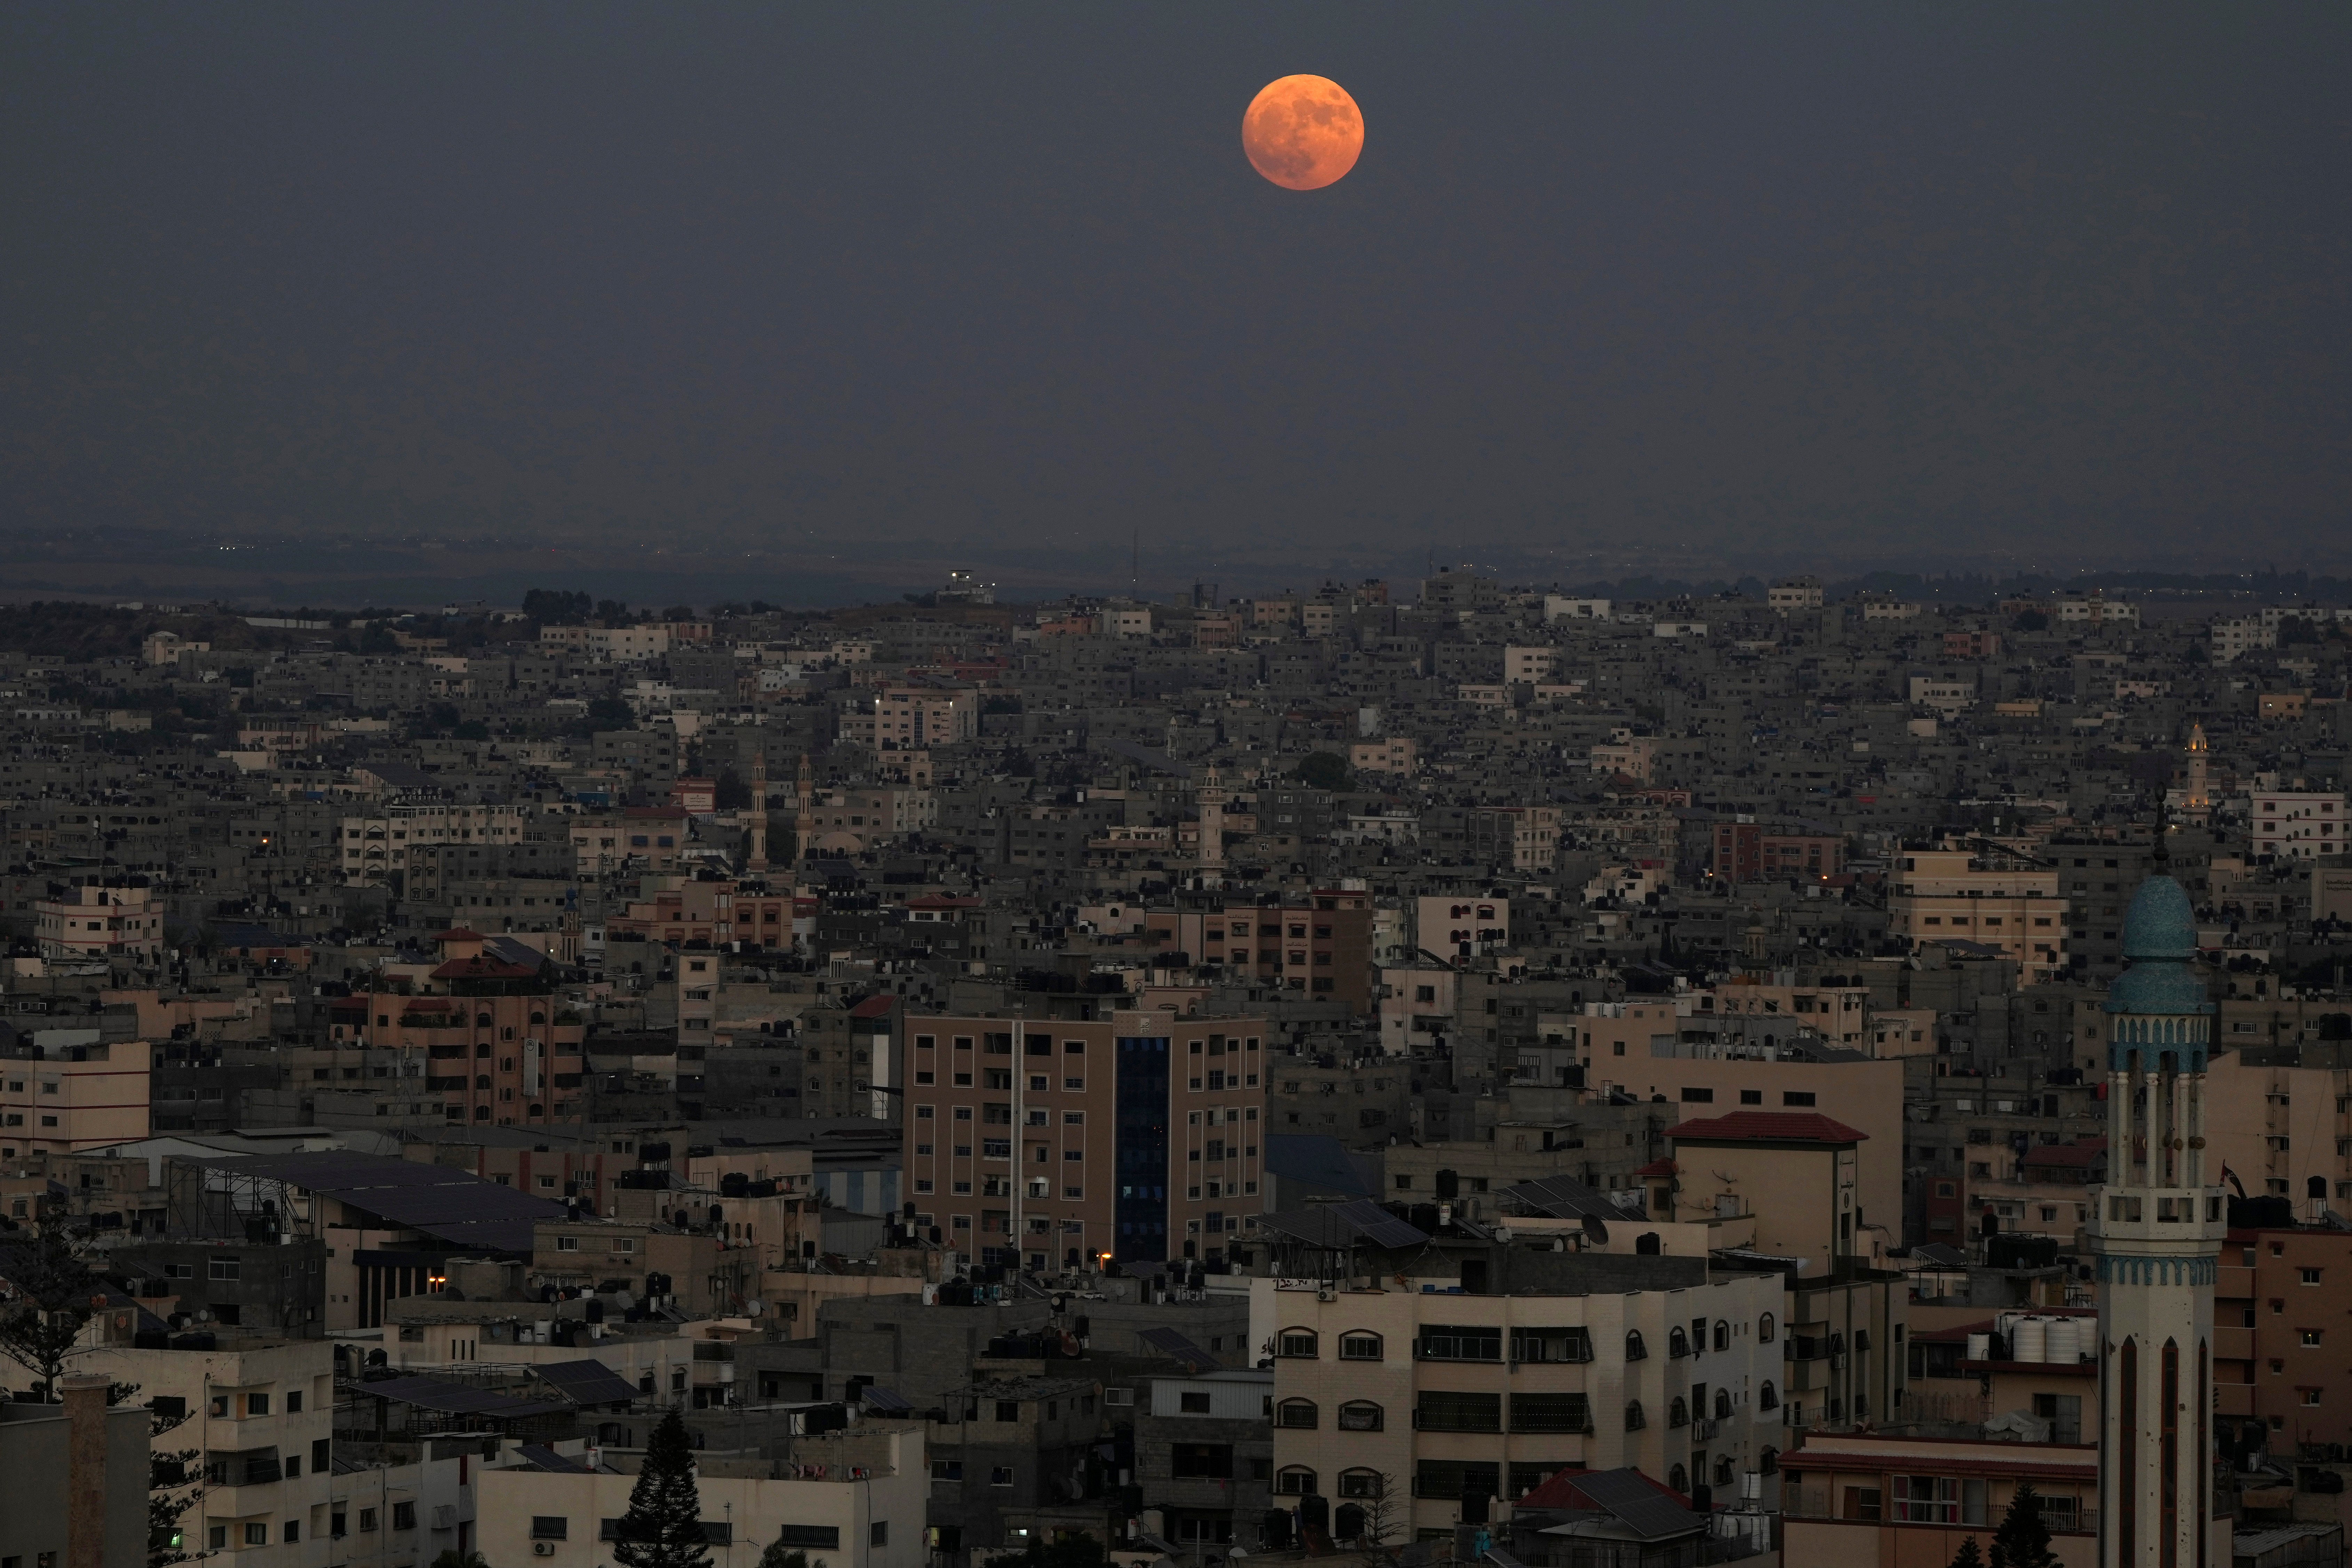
[1299,1494,1329,1535]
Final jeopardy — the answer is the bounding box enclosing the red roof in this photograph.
[1517,1465,1695,1513]
[849,995,893,1019]
[1664,1112,1868,1145]
[1633,1158,1679,1177]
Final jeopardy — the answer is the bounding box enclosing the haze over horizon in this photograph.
[6,3,2351,592]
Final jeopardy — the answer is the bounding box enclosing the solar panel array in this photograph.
[1572,1467,1704,1539]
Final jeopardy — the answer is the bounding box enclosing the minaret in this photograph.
[1197,763,1227,877]
[746,749,770,873]
[2181,725,2211,826]
[794,752,815,862]
[2092,865,2223,1568]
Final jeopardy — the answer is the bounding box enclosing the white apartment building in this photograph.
[1908,675,1976,714]
[340,805,533,883]
[1503,646,1558,683]
[80,1335,337,1568]
[1769,578,1825,612]
[478,1424,925,1568]
[2211,615,2272,662]
[2249,789,2345,861]
[1262,1260,1785,1529]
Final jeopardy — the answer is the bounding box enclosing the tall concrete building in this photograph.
[2091,871,2227,1568]
[903,1010,1269,1274]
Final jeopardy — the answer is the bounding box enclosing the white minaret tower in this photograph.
[2092,865,2223,1568]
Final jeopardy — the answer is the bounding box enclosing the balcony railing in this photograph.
[1783,1487,2094,1535]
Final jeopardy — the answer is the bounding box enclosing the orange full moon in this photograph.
[1241,74,1363,190]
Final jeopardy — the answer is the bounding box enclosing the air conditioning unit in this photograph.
[533,1544,556,1557]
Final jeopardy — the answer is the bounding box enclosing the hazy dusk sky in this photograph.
[5,2,2350,585]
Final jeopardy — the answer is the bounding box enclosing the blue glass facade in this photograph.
[1114,1033,1170,1263]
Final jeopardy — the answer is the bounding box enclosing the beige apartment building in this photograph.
[0,1036,151,1155]
[1350,737,1418,777]
[1586,1053,1905,1232]
[2199,1049,2352,1207]
[35,881,167,963]
[1262,1259,1785,1527]
[79,1335,337,1568]
[1888,845,2068,983]
[339,805,533,883]
[2248,788,2344,860]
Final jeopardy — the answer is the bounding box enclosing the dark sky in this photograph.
[6,2,2350,580]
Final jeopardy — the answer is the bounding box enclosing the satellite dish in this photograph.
[1582,1213,1610,1247]
[747,1300,764,1316]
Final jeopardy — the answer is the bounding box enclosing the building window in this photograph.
[1624,1401,1646,1431]
[532,1519,570,1541]
[1278,1329,1318,1358]
[1336,1400,1384,1431]
[1338,1332,1383,1361]
[1276,1467,1317,1496]
[1276,1399,1319,1429]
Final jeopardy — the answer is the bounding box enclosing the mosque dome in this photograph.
[2120,875,2196,962]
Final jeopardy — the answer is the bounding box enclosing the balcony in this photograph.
[1783,1488,2095,1535]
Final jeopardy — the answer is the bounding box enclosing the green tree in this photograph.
[1949,1536,1986,1568]
[430,1553,493,1568]
[755,1547,827,1568]
[611,1407,712,1568]
[1294,750,1351,791]
[1989,1483,2058,1568]
[146,1390,203,1568]
[0,1212,105,1398]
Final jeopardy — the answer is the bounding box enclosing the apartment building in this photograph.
[1771,577,1826,612]
[1782,1429,2100,1568]
[2214,1224,2352,1452]
[1167,890,1374,1015]
[80,1334,338,1568]
[352,932,588,1127]
[1136,1366,1274,1551]
[1263,1252,1784,1531]
[0,1036,151,1154]
[34,879,166,962]
[2249,789,2344,861]
[1350,737,1418,777]
[1889,845,2068,984]
[902,1010,1270,1273]
[339,805,533,883]
[484,1425,923,1568]
[1709,822,1847,883]
[536,623,672,661]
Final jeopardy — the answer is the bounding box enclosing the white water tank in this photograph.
[1966,1332,1993,1362]
[2012,1318,2048,1363]
[2045,1318,2083,1363]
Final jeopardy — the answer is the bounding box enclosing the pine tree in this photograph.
[1949,1535,1986,1568]
[612,1408,712,1568]
[1989,1483,2058,1568]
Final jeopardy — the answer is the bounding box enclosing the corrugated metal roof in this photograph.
[531,1359,639,1406]
[354,1376,570,1419]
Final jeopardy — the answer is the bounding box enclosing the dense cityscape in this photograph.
[1,571,2348,1568]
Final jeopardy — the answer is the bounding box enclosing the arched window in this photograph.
[1276,1399,1319,1429]
[1714,1320,1731,1352]
[1715,1388,1733,1420]
[1758,1312,1776,1344]
[1338,1331,1384,1361]
[1668,1396,1689,1428]
[1758,1381,1778,1411]
[475,1012,493,1027]
[1625,1330,1648,1361]
[1334,1504,1366,1542]
[1336,1400,1383,1432]
[1636,1231,1662,1255]
[1337,1469,1385,1498]
[1625,1401,1647,1431]
[1278,1329,1318,1359]
[1759,1447,1779,1475]
[1669,1327,1691,1358]
[1276,1467,1317,1496]
[530,1010,547,1025]
[1715,1457,1735,1486]
[1669,1464,1688,1493]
